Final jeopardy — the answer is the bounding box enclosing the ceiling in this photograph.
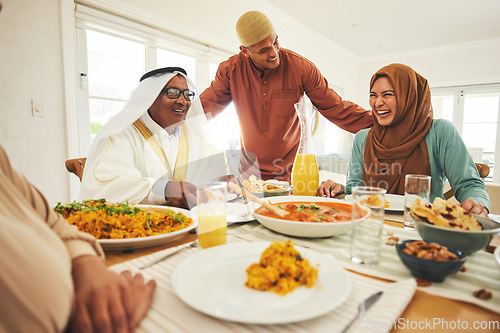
[264,0,500,60]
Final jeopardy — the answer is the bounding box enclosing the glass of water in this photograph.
[404,174,431,228]
[351,186,386,265]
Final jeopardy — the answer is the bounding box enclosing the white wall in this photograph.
[356,42,500,107]
[93,0,360,96]
[0,0,70,205]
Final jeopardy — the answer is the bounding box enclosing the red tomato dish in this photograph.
[255,201,367,223]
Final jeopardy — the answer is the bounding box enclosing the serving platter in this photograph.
[346,193,404,213]
[98,205,196,251]
[172,242,351,324]
[190,202,256,225]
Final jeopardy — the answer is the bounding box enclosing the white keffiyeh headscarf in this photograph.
[87,69,216,159]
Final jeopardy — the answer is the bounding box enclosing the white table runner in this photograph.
[109,235,416,333]
[229,221,500,314]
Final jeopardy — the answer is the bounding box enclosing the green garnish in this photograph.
[173,213,184,224]
[309,203,320,210]
[54,199,140,217]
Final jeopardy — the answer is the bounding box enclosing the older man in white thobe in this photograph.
[80,67,227,209]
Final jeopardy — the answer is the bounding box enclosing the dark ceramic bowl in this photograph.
[411,213,500,255]
[396,239,466,282]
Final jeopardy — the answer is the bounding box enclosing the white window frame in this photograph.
[431,83,500,183]
[60,1,233,199]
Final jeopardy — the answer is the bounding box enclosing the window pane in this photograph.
[208,104,241,150]
[89,98,125,135]
[323,87,344,154]
[87,30,145,100]
[462,92,499,180]
[431,95,454,121]
[324,120,341,153]
[206,62,240,151]
[462,123,497,153]
[209,62,218,80]
[157,49,196,79]
[463,92,499,123]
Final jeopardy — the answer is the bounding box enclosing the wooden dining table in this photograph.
[105,213,500,333]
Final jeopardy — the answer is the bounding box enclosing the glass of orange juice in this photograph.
[291,153,319,196]
[197,182,227,249]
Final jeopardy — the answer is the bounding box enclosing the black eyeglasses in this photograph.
[162,87,196,101]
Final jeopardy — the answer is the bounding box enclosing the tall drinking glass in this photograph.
[197,182,227,249]
[351,186,386,265]
[404,174,431,228]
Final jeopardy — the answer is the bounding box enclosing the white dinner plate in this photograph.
[190,202,257,224]
[172,242,351,324]
[98,205,196,251]
[346,193,404,212]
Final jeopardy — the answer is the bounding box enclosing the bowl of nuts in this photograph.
[396,240,466,282]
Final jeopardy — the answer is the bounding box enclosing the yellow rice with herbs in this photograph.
[54,199,193,239]
[245,240,318,295]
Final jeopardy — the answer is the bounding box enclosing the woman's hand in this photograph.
[459,199,489,217]
[69,255,156,333]
[316,180,344,198]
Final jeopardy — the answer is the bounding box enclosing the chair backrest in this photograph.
[65,158,87,182]
[475,163,490,178]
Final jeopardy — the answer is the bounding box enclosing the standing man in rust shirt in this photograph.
[200,10,373,181]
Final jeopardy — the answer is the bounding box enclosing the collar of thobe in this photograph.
[135,113,189,181]
[141,112,181,138]
[247,58,267,79]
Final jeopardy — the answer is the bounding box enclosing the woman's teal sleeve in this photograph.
[433,120,490,211]
[344,130,368,194]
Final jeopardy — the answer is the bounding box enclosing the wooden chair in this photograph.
[476,163,490,178]
[65,157,87,182]
[444,163,490,200]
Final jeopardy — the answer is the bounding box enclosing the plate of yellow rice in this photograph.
[172,241,351,324]
[54,199,196,250]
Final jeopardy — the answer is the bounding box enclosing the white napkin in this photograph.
[346,275,416,333]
